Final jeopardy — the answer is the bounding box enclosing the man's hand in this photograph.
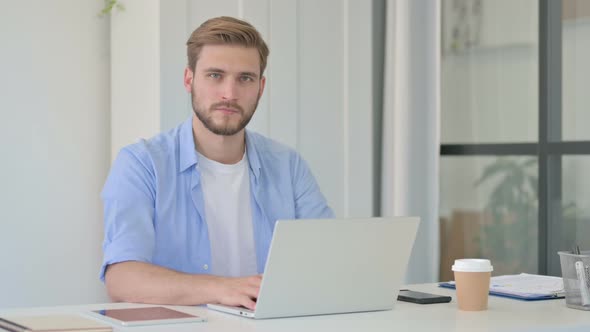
[214,275,263,310]
[105,262,263,308]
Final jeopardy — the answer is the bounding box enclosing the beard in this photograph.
[191,87,260,136]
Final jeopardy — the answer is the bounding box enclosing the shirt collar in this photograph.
[179,116,261,179]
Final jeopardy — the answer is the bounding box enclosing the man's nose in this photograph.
[221,80,239,100]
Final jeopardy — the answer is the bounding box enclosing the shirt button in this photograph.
[203,264,209,270]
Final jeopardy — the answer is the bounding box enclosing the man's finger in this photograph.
[240,297,257,311]
[242,285,260,299]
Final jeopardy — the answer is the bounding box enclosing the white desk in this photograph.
[2,284,589,332]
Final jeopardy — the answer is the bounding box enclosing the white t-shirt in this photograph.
[196,150,258,277]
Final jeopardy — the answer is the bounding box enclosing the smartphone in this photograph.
[397,290,452,304]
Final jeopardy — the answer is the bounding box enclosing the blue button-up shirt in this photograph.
[100,117,334,281]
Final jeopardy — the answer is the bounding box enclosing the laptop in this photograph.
[207,217,419,319]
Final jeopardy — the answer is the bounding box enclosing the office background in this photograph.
[0,0,587,309]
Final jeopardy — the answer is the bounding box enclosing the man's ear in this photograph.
[183,67,194,93]
[259,76,266,98]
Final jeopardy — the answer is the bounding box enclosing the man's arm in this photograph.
[102,148,260,310]
[105,261,261,310]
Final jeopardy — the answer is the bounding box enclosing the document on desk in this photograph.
[439,273,565,301]
[0,313,112,332]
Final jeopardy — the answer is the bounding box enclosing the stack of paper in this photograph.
[439,273,565,301]
[0,314,112,332]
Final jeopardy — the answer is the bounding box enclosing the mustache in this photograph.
[210,101,244,113]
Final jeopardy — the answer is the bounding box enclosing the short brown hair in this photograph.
[186,16,270,75]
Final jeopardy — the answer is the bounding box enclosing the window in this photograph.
[440,0,590,278]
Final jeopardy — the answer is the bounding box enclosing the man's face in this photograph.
[185,44,265,136]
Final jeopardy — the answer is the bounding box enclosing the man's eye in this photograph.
[240,76,254,82]
[208,73,221,79]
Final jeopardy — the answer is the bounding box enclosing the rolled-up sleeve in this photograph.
[99,146,157,282]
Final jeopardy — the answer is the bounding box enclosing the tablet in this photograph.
[89,307,206,326]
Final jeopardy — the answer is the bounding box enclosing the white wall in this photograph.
[110,0,160,162]
[111,0,378,218]
[0,0,110,307]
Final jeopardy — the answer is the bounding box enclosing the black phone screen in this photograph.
[397,290,452,304]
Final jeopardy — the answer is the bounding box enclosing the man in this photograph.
[100,16,333,310]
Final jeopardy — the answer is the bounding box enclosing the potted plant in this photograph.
[474,157,538,274]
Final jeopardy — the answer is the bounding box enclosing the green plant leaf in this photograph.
[474,158,509,187]
[521,158,537,168]
[527,175,538,196]
[99,0,124,16]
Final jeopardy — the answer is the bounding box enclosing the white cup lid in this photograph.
[452,259,493,272]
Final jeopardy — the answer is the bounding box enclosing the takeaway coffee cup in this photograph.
[452,259,493,311]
